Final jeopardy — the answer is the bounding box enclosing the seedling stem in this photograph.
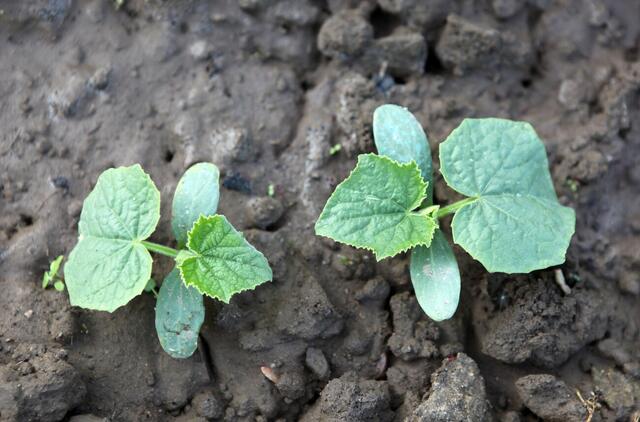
[435,197,478,219]
[141,241,179,258]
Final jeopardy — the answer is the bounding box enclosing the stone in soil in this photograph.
[191,390,224,420]
[245,196,284,229]
[334,72,377,157]
[367,30,427,78]
[407,353,490,422]
[300,372,393,422]
[435,14,531,75]
[305,347,331,380]
[317,11,373,59]
[477,278,609,368]
[515,374,586,422]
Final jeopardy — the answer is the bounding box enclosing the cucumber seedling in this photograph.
[64,163,272,358]
[42,255,65,292]
[315,105,575,321]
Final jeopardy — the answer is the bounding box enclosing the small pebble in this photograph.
[619,272,640,296]
[192,390,223,419]
[189,40,210,60]
[88,67,110,90]
[305,347,330,380]
[245,196,284,229]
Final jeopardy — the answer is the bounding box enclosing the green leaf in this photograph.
[64,165,161,312]
[42,273,51,289]
[50,255,64,277]
[144,278,157,292]
[439,118,576,273]
[373,104,433,198]
[178,215,272,303]
[43,255,64,288]
[54,281,65,292]
[410,231,460,321]
[315,154,437,260]
[155,268,204,359]
[172,163,220,248]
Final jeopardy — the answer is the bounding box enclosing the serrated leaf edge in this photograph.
[315,153,436,261]
[177,214,272,303]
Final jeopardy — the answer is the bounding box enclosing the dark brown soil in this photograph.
[0,0,639,421]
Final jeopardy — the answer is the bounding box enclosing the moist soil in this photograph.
[0,0,639,421]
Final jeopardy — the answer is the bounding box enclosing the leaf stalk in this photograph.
[436,197,478,219]
[141,241,180,258]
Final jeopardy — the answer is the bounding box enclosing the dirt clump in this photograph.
[515,374,587,422]
[407,353,490,422]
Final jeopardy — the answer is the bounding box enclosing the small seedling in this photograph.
[144,278,158,297]
[64,163,272,358]
[315,105,575,321]
[329,144,342,156]
[267,183,275,197]
[566,178,579,193]
[42,255,65,292]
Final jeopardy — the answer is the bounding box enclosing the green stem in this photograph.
[141,241,179,258]
[436,197,478,219]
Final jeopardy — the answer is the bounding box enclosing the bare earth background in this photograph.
[0,0,639,421]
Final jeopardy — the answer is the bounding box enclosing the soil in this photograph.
[0,0,639,421]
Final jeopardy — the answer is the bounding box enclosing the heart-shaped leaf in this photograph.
[439,118,575,273]
[315,154,437,260]
[178,215,272,302]
[64,165,160,312]
[171,163,220,248]
[155,268,204,359]
[410,231,461,321]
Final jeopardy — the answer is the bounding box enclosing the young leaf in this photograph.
[42,274,51,289]
[315,154,437,260]
[64,165,161,312]
[155,268,204,359]
[54,281,65,292]
[439,118,576,273]
[373,104,433,197]
[410,231,461,321]
[172,163,220,248]
[43,255,64,288]
[144,278,157,292]
[178,215,272,303]
[50,255,64,277]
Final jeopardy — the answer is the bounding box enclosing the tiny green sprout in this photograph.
[42,255,64,290]
[566,178,579,193]
[54,281,65,292]
[64,163,272,358]
[144,278,157,293]
[329,144,342,156]
[315,105,575,321]
[267,183,275,197]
